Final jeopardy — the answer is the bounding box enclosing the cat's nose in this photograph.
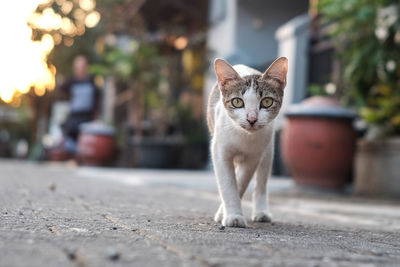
[247,118,257,126]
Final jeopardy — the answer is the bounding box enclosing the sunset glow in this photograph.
[0,0,99,105]
[0,1,55,104]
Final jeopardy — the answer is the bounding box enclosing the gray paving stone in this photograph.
[0,160,399,267]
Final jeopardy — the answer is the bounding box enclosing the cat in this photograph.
[207,57,288,227]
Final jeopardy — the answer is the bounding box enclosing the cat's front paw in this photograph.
[222,214,247,228]
[252,211,272,222]
[214,209,223,223]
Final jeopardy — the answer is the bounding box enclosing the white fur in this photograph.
[211,70,275,227]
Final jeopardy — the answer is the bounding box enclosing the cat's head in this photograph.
[214,57,288,133]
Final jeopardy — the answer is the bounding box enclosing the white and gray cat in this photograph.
[207,57,288,227]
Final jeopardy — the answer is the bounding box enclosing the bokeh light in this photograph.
[0,0,100,104]
[85,11,101,28]
[79,0,96,11]
[61,1,73,14]
[174,36,188,50]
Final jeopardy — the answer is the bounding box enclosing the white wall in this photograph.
[235,0,309,67]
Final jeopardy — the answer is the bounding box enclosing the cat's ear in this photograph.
[214,58,240,91]
[262,57,288,89]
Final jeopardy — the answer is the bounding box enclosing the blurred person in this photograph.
[59,55,100,154]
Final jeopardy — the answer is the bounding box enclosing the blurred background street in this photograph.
[1,0,400,266]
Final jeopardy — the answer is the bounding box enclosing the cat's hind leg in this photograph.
[252,145,273,222]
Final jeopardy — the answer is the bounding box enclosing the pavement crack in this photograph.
[100,213,216,267]
[69,196,216,267]
[21,193,91,266]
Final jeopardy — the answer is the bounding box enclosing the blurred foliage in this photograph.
[29,0,208,142]
[91,40,161,83]
[29,0,145,76]
[309,84,327,97]
[319,0,400,138]
[308,83,333,97]
[173,104,207,144]
[29,0,101,48]
[91,39,166,116]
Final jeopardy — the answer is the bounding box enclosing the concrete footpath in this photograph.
[1,160,400,267]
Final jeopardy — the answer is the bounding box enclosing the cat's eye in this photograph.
[231,98,244,108]
[260,97,274,109]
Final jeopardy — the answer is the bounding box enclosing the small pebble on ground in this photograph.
[108,250,121,261]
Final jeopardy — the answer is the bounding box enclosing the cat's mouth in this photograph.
[242,124,262,132]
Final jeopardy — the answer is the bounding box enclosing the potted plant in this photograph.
[281,84,357,189]
[77,121,117,166]
[319,0,400,197]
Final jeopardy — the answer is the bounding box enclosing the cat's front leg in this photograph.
[212,146,246,227]
[214,205,224,223]
[252,145,273,223]
[215,159,259,223]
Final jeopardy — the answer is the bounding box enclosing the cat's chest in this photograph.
[217,127,272,158]
[235,132,269,151]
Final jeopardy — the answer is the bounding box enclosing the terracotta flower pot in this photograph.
[77,122,116,166]
[281,97,357,188]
